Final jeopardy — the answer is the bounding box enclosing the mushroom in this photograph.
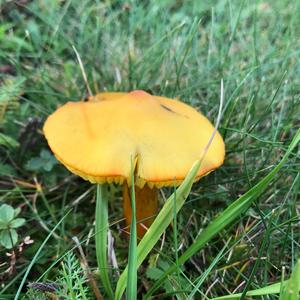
[43,90,225,238]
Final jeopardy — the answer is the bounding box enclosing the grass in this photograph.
[95,184,114,299]
[126,158,137,300]
[0,0,300,299]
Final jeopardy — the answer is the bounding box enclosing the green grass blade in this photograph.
[173,187,180,281]
[210,282,284,300]
[280,259,300,300]
[126,158,137,300]
[240,210,277,299]
[14,210,71,300]
[114,160,201,300]
[144,128,300,298]
[187,242,229,300]
[211,260,300,300]
[95,184,114,299]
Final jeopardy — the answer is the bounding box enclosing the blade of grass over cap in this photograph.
[95,184,113,299]
[114,159,201,300]
[14,210,71,300]
[125,157,138,300]
[144,128,300,298]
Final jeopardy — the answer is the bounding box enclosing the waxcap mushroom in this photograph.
[44,90,225,237]
[43,90,225,188]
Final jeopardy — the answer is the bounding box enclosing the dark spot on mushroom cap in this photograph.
[160,104,189,118]
[160,104,175,113]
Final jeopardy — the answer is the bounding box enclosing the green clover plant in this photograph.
[0,204,26,249]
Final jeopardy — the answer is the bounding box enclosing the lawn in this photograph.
[0,0,300,299]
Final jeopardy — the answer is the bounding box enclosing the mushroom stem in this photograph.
[123,183,158,238]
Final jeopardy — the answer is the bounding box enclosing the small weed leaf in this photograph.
[0,229,18,249]
[0,204,26,248]
[10,218,26,228]
[0,204,15,223]
[25,149,58,172]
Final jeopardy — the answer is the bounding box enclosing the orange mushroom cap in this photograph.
[43,90,225,188]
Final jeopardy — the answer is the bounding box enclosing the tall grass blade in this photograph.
[126,159,137,300]
[114,160,201,300]
[95,184,113,299]
[144,128,300,298]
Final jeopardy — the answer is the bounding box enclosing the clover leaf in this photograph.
[0,204,26,249]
